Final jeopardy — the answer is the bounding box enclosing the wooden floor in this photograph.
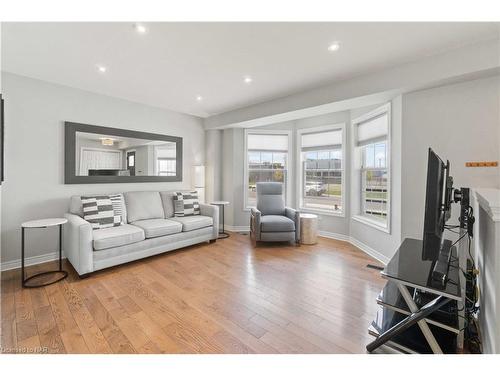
[1,233,385,354]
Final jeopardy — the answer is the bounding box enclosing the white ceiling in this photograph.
[2,22,498,118]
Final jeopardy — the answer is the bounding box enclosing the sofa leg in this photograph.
[78,273,91,279]
[209,239,217,244]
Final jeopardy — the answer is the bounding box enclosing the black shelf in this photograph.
[369,306,458,354]
[376,281,459,334]
[381,238,462,301]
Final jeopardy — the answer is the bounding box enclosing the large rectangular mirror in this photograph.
[65,122,182,184]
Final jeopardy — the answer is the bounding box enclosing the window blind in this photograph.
[155,145,176,159]
[355,113,388,147]
[247,133,288,151]
[301,129,342,152]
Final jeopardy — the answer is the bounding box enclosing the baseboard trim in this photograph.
[349,236,390,265]
[225,225,250,232]
[1,251,66,272]
[317,230,389,265]
[317,230,350,242]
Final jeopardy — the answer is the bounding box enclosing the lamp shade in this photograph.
[192,165,205,188]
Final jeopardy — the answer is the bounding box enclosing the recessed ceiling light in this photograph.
[244,76,253,84]
[196,95,203,102]
[328,42,340,52]
[96,65,107,73]
[134,23,147,34]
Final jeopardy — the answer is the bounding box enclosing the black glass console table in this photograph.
[366,238,465,354]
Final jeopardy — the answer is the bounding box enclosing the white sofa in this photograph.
[63,191,219,277]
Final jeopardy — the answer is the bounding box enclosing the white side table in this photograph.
[21,218,68,288]
[210,201,230,239]
[300,213,318,245]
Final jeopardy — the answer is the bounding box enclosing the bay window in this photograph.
[298,125,344,214]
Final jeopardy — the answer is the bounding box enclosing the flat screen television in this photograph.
[422,148,452,261]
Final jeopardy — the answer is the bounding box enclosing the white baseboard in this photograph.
[1,251,65,272]
[225,225,250,232]
[349,236,390,265]
[317,230,350,242]
[318,230,389,265]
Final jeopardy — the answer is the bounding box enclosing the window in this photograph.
[244,131,290,208]
[353,104,390,230]
[157,158,176,176]
[361,142,388,222]
[154,144,176,176]
[298,125,344,214]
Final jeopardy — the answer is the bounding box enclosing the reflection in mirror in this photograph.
[75,131,177,177]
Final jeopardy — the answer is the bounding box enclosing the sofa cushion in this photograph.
[159,191,176,218]
[124,191,164,223]
[260,215,295,232]
[93,224,145,251]
[170,215,213,232]
[131,218,182,239]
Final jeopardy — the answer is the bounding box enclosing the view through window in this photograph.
[246,133,289,207]
[300,127,343,213]
[361,141,388,222]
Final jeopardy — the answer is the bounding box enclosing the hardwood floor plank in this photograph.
[59,281,113,353]
[75,283,136,354]
[14,287,38,342]
[60,327,90,353]
[1,274,18,350]
[33,305,66,353]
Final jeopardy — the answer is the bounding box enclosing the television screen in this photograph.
[422,148,447,261]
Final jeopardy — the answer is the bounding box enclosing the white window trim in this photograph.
[243,129,293,211]
[351,103,392,233]
[296,123,346,217]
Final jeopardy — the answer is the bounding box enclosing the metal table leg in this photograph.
[398,284,444,354]
[218,204,229,239]
[366,290,451,353]
[22,224,68,288]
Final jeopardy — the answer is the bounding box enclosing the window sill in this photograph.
[299,207,345,218]
[352,215,390,233]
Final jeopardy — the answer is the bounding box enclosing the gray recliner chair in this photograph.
[250,182,300,245]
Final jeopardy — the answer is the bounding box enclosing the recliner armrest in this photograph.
[200,203,219,240]
[250,207,262,240]
[285,207,300,242]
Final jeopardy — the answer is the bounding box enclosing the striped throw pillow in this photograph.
[108,194,123,221]
[81,195,122,230]
[173,191,200,217]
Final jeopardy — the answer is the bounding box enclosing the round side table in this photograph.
[21,218,68,288]
[300,213,318,245]
[210,201,230,239]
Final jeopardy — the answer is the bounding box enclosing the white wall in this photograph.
[402,76,500,239]
[1,72,205,266]
[205,129,222,204]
